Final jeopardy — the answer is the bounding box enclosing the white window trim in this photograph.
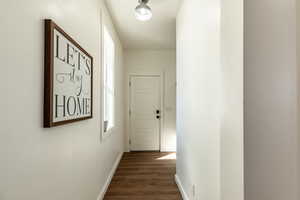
[101,22,115,140]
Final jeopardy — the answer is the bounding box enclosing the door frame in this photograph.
[128,73,164,152]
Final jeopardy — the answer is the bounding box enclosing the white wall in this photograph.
[0,0,125,200]
[176,0,221,199]
[124,50,176,152]
[245,0,299,200]
[176,0,244,199]
[220,0,244,199]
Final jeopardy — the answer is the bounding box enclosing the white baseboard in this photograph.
[97,152,123,200]
[175,174,190,200]
[160,149,176,152]
[160,146,176,152]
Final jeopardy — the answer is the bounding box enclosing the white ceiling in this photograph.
[105,0,181,49]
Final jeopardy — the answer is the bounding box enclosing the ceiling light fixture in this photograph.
[135,0,152,21]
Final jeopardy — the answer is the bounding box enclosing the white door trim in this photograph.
[128,73,164,151]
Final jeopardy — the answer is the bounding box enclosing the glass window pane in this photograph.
[103,26,115,133]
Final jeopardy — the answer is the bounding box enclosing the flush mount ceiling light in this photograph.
[135,0,152,21]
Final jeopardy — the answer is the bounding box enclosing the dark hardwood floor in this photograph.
[104,152,182,200]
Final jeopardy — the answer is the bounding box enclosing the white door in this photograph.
[130,76,161,151]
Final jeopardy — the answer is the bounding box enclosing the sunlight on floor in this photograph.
[156,153,176,160]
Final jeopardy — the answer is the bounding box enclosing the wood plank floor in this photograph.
[104,152,182,200]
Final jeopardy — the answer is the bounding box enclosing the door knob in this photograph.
[156,115,160,119]
[156,110,160,114]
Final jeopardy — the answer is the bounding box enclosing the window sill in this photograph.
[102,127,114,141]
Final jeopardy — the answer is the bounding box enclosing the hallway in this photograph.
[104,152,181,200]
[1,0,300,199]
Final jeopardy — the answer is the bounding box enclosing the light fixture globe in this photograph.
[135,0,152,21]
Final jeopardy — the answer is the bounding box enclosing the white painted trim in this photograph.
[99,9,105,142]
[175,174,190,200]
[97,152,123,200]
[100,10,117,142]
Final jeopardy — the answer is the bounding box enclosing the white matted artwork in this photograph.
[44,19,93,127]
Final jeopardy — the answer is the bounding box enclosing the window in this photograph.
[103,26,115,134]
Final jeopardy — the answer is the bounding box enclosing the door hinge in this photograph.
[129,139,131,145]
[129,109,131,116]
[129,81,131,86]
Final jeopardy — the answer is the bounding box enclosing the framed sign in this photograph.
[44,19,93,127]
